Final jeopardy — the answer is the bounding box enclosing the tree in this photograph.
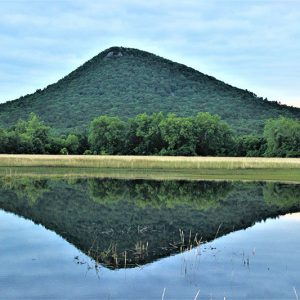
[88,116,126,154]
[264,117,300,157]
[77,133,89,154]
[9,113,51,154]
[159,114,196,155]
[47,136,66,154]
[125,113,165,154]
[234,135,266,157]
[66,134,79,154]
[0,128,8,153]
[193,112,234,156]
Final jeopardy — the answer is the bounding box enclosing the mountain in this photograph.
[0,46,299,134]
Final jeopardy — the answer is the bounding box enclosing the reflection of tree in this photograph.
[88,179,232,209]
[263,183,300,208]
[0,177,49,205]
[0,178,299,269]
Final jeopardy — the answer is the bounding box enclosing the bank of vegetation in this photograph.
[0,112,299,157]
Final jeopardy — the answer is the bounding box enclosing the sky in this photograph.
[0,0,299,107]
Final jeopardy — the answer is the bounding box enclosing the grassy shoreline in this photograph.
[0,167,300,183]
[0,154,300,169]
[0,155,299,182]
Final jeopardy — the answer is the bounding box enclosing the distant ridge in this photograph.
[0,46,299,133]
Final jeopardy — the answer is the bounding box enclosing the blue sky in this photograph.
[0,0,299,107]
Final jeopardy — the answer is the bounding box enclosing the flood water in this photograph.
[0,177,299,299]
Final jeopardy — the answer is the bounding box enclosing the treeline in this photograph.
[0,112,299,157]
[0,113,87,155]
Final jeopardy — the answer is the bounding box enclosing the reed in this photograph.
[1,155,300,182]
[0,154,299,170]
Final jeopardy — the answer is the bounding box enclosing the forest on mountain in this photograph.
[0,47,299,135]
[0,112,299,157]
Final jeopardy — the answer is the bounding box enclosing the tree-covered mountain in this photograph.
[0,46,299,134]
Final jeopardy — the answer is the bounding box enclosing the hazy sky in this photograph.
[1,0,299,107]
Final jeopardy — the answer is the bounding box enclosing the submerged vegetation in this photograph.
[0,112,300,157]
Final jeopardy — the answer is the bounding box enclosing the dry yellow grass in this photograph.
[0,154,299,169]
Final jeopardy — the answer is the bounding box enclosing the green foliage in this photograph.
[160,114,196,155]
[83,150,92,155]
[0,112,299,157]
[263,183,300,207]
[0,47,299,134]
[47,136,66,154]
[60,147,69,155]
[88,116,126,154]
[87,112,234,156]
[193,112,234,156]
[126,113,165,154]
[1,177,49,205]
[264,117,300,157]
[0,128,8,153]
[77,133,89,154]
[88,179,232,209]
[235,135,267,157]
[2,113,51,154]
[0,113,81,155]
[26,113,50,144]
[66,134,79,154]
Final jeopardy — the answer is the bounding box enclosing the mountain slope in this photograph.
[0,46,299,134]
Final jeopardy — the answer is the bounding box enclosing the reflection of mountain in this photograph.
[0,178,299,269]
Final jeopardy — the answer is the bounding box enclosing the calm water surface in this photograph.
[0,178,299,299]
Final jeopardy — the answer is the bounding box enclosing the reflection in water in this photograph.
[0,178,299,269]
[1,209,299,300]
[282,212,300,220]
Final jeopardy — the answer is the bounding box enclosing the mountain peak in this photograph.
[0,47,299,134]
[102,46,126,58]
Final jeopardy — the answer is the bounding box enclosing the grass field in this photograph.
[0,155,299,182]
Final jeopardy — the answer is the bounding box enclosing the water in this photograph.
[0,178,299,299]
